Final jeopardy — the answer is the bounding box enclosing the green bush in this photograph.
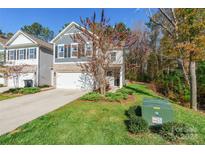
[80,92,104,101]
[105,92,128,102]
[126,105,142,119]
[19,87,40,94]
[4,87,40,94]
[159,122,196,141]
[116,87,135,95]
[4,88,22,94]
[127,116,149,134]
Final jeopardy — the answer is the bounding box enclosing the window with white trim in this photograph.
[71,43,78,58]
[85,42,93,57]
[19,49,25,60]
[28,48,36,59]
[57,44,64,58]
[8,50,16,60]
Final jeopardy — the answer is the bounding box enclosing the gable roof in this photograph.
[50,21,94,43]
[6,30,52,50]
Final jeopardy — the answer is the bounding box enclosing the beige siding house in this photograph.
[4,30,53,88]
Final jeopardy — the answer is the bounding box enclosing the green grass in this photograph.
[0,83,205,144]
[0,87,41,102]
[0,94,15,101]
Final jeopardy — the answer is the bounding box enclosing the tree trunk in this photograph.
[99,66,106,95]
[177,59,190,86]
[189,61,197,111]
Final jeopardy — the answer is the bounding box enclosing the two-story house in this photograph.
[50,22,125,90]
[0,36,8,85]
[5,30,53,88]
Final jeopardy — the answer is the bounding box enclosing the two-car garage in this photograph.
[55,72,93,90]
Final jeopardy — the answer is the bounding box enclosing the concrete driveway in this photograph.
[0,87,10,93]
[0,89,87,136]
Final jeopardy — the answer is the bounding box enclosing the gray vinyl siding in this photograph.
[0,44,4,50]
[38,47,53,86]
[54,24,90,63]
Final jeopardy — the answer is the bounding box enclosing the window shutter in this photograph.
[55,45,58,58]
[78,43,84,58]
[82,43,85,57]
[14,50,17,60]
[68,44,71,57]
[64,45,67,58]
[34,48,36,59]
[27,49,29,59]
[16,50,19,60]
[24,49,26,59]
[8,51,10,60]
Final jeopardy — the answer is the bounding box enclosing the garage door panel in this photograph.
[56,73,93,90]
[7,73,35,88]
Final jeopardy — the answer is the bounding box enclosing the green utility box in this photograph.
[142,98,174,126]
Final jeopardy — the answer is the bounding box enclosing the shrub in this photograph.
[80,92,104,101]
[0,84,4,87]
[127,116,149,134]
[105,92,128,102]
[4,87,40,94]
[159,122,196,141]
[117,87,135,95]
[19,87,41,94]
[4,88,22,94]
[126,105,142,119]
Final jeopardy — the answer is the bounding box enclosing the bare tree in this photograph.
[0,63,28,88]
[74,10,128,95]
[126,28,150,81]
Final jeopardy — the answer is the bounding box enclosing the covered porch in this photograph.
[106,65,125,89]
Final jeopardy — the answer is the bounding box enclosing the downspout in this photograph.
[37,46,40,87]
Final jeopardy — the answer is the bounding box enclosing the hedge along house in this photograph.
[50,22,125,90]
[4,30,53,88]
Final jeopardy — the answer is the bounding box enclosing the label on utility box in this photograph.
[152,116,162,124]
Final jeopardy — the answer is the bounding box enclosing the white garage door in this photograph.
[7,73,35,88]
[56,73,93,90]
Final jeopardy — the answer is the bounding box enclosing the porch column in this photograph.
[120,65,124,88]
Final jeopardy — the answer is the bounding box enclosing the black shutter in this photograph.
[34,48,36,59]
[24,49,26,59]
[14,50,16,60]
[55,45,58,58]
[64,45,67,58]
[16,50,19,60]
[8,51,10,60]
[68,45,71,57]
[27,49,29,59]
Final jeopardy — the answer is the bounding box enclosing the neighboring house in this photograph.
[50,22,125,90]
[0,36,9,86]
[4,30,53,88]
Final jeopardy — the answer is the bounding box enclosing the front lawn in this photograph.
[0,83,205,144]
[0,94,15,101]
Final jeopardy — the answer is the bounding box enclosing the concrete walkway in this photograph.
[0,89,87,136]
